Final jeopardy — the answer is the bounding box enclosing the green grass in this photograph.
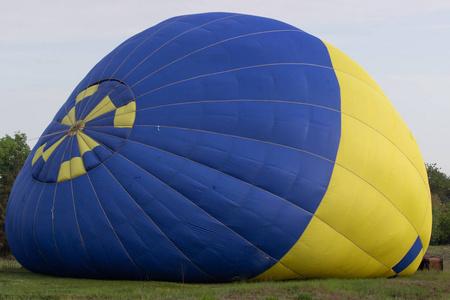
[1,246,449,299]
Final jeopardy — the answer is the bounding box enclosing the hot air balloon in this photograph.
[5,12,431,282]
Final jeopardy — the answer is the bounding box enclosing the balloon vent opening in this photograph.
[68,121,84,135]
[30,79,136,183]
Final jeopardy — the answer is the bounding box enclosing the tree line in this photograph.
[0,133,449,257]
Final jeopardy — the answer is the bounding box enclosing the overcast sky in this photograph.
[1,0,449,174]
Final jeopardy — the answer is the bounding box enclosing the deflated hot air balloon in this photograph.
[5,12,431,282]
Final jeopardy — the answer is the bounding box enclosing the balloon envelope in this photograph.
[6,12,431,282]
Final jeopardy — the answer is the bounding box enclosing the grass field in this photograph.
[1,246,449,299]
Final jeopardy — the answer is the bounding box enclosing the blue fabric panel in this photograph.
[61,136,75,161]
[99,157,213,281]
[17,183,56,274]
[135,100,340,161]
[118,138,311,261]
[84,111,115,128]
[107,82,134,107]
[69,135,81,157]
[132,105,338,215]
[83,129,126,153]
[117,142,278,280]
[38,137,70,183]
[5,161,33,231]
[82,150,101,172]
[4,165,32,253]
[33,184,68,276]
[31,158,45,180]
[269,66,308,102]
[52,180,102,277]
[92,146,113,163]
[72,174,142,279]
[303,65,341,110]
[5,172,37,272]
[42,132,67,152]
[51,123,71,134]
[86,166,158,279]
[128,125,333,215]
[126,30,337,110]
[264,149,333,214]
[59,137,72,164]
[392,236,423,274]
[84,126,130,144]
[88,164,221,280]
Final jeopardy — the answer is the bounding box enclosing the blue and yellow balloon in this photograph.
[5,13,431,281]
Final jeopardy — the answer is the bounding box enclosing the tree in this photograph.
[427,163,450,245]
[0,132,31,256]
[426,163,450,204]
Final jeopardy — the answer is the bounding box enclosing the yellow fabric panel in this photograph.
[334,72,428,201]
[253,216,391,280]
[77,134,91,156]
[250,262,302,281]
[336,114,428,236]
[42,135,67,162]
[320,41,430,274]
[114,101,136,128]
[322,42,385,97]
[77,132,100,156]
[57,157,87,182]
[314,164,418,267]
[379,269,397,278]
[32,143,46,166]
[75,84,99,103]
[70,156,86,179]
[57,160,71,182]
[61,107,76,126]
[324,56,429,237]
[83,95,116,123]
[323,41,429,191]
[418,200,432,253]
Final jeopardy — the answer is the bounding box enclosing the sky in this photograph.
[1,0,449,174]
